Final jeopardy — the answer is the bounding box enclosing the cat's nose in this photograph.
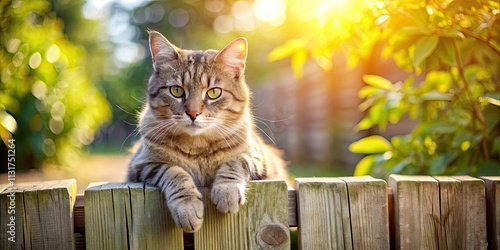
[186,111,200,121]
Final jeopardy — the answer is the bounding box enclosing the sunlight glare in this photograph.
[253,0,286,26]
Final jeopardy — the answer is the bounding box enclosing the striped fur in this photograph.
[127,30,288,232]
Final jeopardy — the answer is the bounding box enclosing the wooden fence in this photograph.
[1,175,499,249]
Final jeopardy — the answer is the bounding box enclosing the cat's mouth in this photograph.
[182,121,210,135]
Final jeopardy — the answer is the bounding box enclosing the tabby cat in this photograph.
[127,30,288,232]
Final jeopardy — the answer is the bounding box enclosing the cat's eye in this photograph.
[206,87,222,100]
[170,86,185,98]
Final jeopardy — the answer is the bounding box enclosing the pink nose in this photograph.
[186,111,199,121]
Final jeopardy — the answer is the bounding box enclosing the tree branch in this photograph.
[461,29,500,55]
[452,40,490,161]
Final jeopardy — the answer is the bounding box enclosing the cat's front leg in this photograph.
[148,165,204,232]
[211,158,250,214]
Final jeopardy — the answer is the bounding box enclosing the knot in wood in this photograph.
[257,223,288,248]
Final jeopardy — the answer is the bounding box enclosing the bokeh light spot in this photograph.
[46,45,61,63]
[31,80,48,99]
[168,9,189,28]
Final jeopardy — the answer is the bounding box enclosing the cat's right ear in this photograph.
[148,30,179,70]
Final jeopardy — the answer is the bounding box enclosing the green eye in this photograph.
[170,86,185,98]
[206,87,222,100]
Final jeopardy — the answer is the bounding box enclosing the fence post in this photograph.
[294,177,389,250]
[0,179,76,250]
[434,176,487,249]
[481,176,500,249]
[389,175,441,249]
[339,176,390,249]
[84,182,183,250]
[390,175,488,250]
[194,180,290,250]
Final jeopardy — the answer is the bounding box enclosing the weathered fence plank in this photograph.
[339,176,390,249]
[295,177,389,250]
[294,178,352,250]
[194,180,290,250]
[84,182,184,250]
[2,176,499,249]
[0,179,76,250]
[481,176,500,249]
[434,176,487,249]
[388,175,440,250]
[1,183,25,250]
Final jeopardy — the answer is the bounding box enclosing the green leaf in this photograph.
[493,137,500,155]
[483,104,500,133]
[413,35,439,68]
[435,38,457,67]
[424,122,457,134]
[420,91,453,101]
[353,155,375,176]
[362,75,393,90]
[349,135,392,154]
[477,161,500,175]
[480,93,500,106]
[429,153,457,175]
[439,30,465,39]
[389,159,411,174]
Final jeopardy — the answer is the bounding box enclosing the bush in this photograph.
[0,1,111,170]
[271,0,500,177]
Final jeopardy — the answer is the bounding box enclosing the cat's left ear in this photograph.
[215,38,248,77]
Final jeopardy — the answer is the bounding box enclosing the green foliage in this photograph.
[272,0,500,177]
[0,0,111,170]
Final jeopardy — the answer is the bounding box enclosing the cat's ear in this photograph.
[148,30,179,70]
[215,38,248,77]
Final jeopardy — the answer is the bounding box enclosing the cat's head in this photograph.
[143,30,251,137]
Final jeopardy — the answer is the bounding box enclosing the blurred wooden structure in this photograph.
[1,175,498,249]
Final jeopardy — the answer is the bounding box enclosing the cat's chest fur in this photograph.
[146,136,249,187]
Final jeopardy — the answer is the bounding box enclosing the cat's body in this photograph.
[127,30,287,232]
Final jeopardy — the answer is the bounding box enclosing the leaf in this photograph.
[349,135,392,154]
[477,161,500,175]
[291,49,307,78]
[429,153,457,175]
[424,122,457,134]
[268,38,305,62]
[362,75,393,90]
[493,137,500,155]
[389,159,411,174]
[355,117,375,131]
[353,155,375,176]
[480,93,500,106]
[358,86,379,98]
[420,91,453,101]
[439,30,464,39]
[413,35,439,68]
[435,38,457,67]
[483,104,500,133]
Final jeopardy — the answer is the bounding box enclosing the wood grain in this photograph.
[434,176,487,249]
[481,176,500,250]
[1,179,76,250]
[194,180,290,250]
[388,175,440,250]
[294,178,352,250]
[84,182,184,250]
[340,176,390,249]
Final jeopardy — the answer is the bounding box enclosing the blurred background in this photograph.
[1,0,499,192]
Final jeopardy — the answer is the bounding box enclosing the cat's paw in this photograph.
[169,194,204,233]
[211,183,246,214]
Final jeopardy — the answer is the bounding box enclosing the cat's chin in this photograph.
[181,124,210,136]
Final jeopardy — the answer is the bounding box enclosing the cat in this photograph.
[127,30,288,233]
